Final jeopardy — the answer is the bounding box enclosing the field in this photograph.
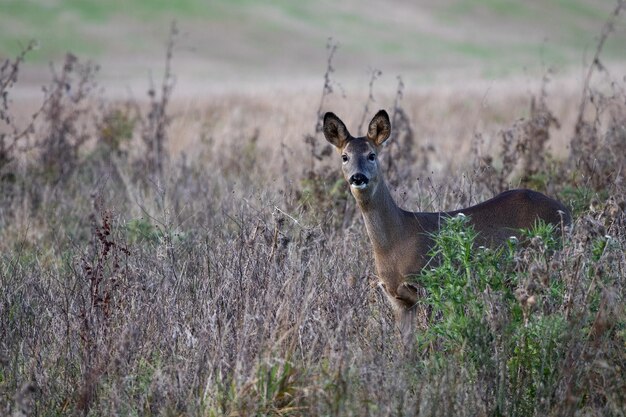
[1,1,626,416]
[3,0,626,89]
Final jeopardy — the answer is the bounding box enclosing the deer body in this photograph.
[323,110,571,328]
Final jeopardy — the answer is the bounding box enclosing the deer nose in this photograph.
[349,173,369,186]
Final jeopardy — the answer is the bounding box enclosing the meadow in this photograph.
[3,0,626,87]
[1,4,626,417]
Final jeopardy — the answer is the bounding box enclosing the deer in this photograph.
[323,109,571,336]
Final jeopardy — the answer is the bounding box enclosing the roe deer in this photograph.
[323,110,571,335]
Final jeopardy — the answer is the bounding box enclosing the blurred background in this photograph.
[2,0,625,96]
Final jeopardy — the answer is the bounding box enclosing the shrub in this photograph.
[410,215,593,415]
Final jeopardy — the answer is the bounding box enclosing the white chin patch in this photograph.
[351,183,368,190]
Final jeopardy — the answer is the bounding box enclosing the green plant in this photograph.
[97,106,135,156]
[126,218,163,244]
[559,185,611,218]
[507,314,568,416]
[296,170,352,229]
[411,215,575,415]
[413,214,517,356]
[251,359,304,415]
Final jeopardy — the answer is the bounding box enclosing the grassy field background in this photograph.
[1,1,626,416]
[2,0,626,90]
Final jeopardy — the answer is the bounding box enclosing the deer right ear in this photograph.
[367,110,391,147]
[323,112,349,149]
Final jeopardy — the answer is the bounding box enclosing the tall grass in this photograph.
[1,13,626,417]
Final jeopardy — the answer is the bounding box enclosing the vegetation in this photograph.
[412,215,623,416]
[2,0,625,79]
[1,7,626,417]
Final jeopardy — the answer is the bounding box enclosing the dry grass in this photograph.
[1,16,626,417]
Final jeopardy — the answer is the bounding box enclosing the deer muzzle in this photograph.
[349,173,369,189]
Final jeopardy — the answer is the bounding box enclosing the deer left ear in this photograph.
[323,112,350,149]
[367,110,391,147]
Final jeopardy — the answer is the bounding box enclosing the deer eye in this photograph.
[341,154,349,163]
[368,153,376,161]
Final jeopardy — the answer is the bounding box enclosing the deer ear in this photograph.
[323,112,349,149]
[367,110,391,146]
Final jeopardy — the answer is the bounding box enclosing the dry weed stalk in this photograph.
[519,85,560,180]
[304,37,340,170]
[134,22,178,179]
[569,0,626,189]
[39,53,98,181]
[472,76,560,194]
[356,68,382,136]
[385,76,428,189]
[75,197,130,415]
[0,41,39,178]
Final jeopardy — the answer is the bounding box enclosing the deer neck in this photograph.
[356,180,405,253]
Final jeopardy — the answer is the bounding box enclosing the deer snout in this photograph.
[349,173,369,188]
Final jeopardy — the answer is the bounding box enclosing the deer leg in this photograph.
[395,282,419,307]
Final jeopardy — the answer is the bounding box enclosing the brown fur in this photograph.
[323,110,571,336]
